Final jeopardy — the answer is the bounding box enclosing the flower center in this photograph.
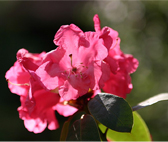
[72,67,77,73]
[66,54,88,78]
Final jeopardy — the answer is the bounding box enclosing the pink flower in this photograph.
[5,48,77,133]
[17,77,77,133]
[35,24,110,101]
[103,51,138,98]
[5,14,139,136]
[5,48,46,96]
[18,78,60,133]
[93,14,139,98]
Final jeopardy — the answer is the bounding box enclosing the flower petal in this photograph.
[35,61,62,90]
[46,109,59,130]
[93,14,101,32]
[103,72,133,99]
[24,118,47,134]
[5,61,30,96]
[54,103,78,117]
[59,75,90,101]
[54,24,84,52]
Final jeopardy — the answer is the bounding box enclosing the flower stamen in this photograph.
[67,54,88,78]
[110,38,119,51]
[69,54,73,67]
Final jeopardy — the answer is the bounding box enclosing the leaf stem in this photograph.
[104,127,109,135]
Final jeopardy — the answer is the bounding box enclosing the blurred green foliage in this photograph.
[1,1,168,140]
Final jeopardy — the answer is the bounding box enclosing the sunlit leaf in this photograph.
[88,93,133,132]
[99,111,151,141]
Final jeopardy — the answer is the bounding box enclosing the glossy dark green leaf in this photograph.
[88,93,133,132]
[69,111,86,126]
[66,114,101,141]
[80,114,101,141]
[60,111,86,141]
[66,119,81,141]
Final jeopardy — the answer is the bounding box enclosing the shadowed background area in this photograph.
[0,1,168,140]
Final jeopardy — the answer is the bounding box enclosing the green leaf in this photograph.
[66,119,81,141]
[60,111,86,141]
[69,111,86,126]
[88,93,133,132]
[99,111,151,141]
[132,93,168,111]
[98,128,107,141]
[80,114,101,141]
[66,114,101,141]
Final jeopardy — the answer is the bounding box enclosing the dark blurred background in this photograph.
[1,1,168,140]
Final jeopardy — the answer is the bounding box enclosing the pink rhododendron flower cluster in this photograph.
[5,14,138,133]
[5,49,77,133]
